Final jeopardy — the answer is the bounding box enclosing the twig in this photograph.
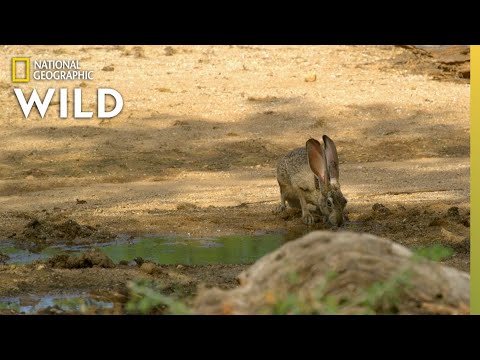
[372,189,465,196]
[233,199,278,207]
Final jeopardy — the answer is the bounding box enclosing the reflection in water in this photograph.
[102,234,287,265]
[0,233,296,265]
[1,293,113,314]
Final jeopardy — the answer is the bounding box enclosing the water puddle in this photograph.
[0,232,304,265]
[0,293,114,314]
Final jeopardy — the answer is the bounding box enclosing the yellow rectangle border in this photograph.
[11,57,30,83]
[472,45,478,314]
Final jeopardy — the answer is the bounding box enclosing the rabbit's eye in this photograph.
[327,199,333,208]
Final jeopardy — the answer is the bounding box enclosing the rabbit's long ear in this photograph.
[306,138,329,188]
[323,135,339,185]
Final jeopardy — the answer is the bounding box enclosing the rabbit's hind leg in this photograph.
[286,197,301,209]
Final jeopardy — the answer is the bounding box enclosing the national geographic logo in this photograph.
[11,58,30,83]
[12,58,94,82]
[11,57,123,119]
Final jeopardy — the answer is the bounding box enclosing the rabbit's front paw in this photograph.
[302,213,315,225]
[275,204,286,213]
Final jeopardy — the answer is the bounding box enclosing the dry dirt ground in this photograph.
[0,45,470,312]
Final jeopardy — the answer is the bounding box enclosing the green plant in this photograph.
[0,302,20,312]
[260,269,413,315]
[413,244,454,262]
[356,269,413,314]
[126,280,191,315]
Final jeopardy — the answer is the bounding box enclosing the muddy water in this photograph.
[0,293,113,314]
[0,233,296,265]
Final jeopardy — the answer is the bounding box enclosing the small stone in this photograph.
[36,264,46,271]
[176,264,184,269]
[304,73,317,82]
[102,64,115,71]
[134,257,145,266]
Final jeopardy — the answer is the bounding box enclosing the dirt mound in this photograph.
[354,204,470,259]
[393,45,469,83]
[14,219,115,252]
[47,251,115,269]
[194,231,469,315]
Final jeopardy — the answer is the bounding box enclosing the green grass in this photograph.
[413,244,454,262]
[126,279,191,315]
[0,302,20,312]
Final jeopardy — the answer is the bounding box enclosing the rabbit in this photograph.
[276,135,347,226]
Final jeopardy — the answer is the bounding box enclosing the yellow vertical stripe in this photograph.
[472,45,478,314]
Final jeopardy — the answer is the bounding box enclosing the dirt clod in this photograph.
[0,252,10,264]
[14,219,115,252]
[140,262,157,275]
[447,206,460,218]
[164,46,176,56]
[102,65,115,72]
[47,251,115,269]
[372,203,391,216]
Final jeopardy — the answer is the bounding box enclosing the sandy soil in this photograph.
[0,45,470,312]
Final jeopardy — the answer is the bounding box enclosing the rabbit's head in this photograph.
[306,135,347,227]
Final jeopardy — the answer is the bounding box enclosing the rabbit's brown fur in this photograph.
[276,135,347,226]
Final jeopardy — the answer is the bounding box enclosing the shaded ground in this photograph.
[0,45,470,312]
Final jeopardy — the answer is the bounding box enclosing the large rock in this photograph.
[194,231,469,315]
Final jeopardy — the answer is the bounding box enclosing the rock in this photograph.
[304,73,317,82]
[176,264,184,269]
[102,65,114,72]
[36,264,46,271]
[134,257,145,266]
[140,262,157,275]
[194,231,469,315]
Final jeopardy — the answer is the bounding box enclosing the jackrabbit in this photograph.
[276,135,347,226]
